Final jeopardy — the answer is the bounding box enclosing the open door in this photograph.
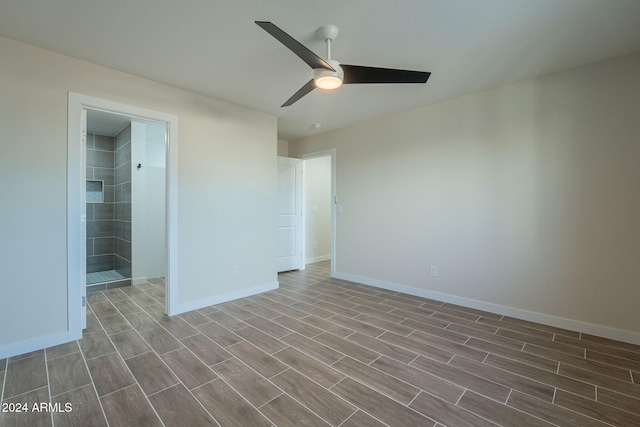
[277,157,302,272]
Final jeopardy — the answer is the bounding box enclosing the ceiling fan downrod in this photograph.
[317,24,339,60]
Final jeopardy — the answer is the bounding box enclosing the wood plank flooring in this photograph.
[1,261,639,426]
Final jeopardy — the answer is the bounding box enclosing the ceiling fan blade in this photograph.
[256,21,334,71]
[282,79,316,107]
[341,64,431,84]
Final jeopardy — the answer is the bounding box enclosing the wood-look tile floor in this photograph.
[2,261,640,426]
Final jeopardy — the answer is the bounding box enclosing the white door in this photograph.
[80,109,87,329]
[277,157,302,272]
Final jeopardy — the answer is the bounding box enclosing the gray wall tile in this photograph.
[94,135,115,151]
[87,149,114,169]
[88,255,114,273]
[94,203,115,221]
[116,203,131,221]
[114,221,131,241]
[115,144,130,168]
[94,238,116,256]
[120,182,131,203]
[87,283,107,292]
[116,238,131,262]
[94,168,114,185]
[86,204,95,221]
[114,163,131,185]
[103,185,115,203]
[115,125,131,151]
[87,220,114,239]
[115,257,131,279]
[106,279,131,289]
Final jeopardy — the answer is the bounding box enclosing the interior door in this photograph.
[277,157,302,272]
[80,108,87,329]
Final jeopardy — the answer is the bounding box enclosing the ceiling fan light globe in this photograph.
[314,59,344,90]
[315,75,343,89]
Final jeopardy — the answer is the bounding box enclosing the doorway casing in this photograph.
[299,149,337,277]
[67,92,179,340]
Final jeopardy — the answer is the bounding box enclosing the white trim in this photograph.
[334,271,640,346]
[306,255,331,264]
[132,277,148,286]
[68,96,83,341]
[298,149,337,277]
[80,109,88,329]
[0,332,72,360]
[165,115,179,315]
[67,92,179,330]
[171,281,279,315]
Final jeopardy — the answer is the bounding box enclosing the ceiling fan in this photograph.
[256,21,431,107]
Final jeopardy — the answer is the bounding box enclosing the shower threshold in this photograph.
[86,270,131,292]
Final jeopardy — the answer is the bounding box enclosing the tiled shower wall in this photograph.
[114,124,132,278]
[86,134,116,273]
[86,126,132,281]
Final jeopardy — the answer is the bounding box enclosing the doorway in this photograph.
[67,93,179,338]
[85,112,166,292]
[299,149,336,277]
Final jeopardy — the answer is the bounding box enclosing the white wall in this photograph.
[290,52,640,343]
[277,139,289,156]
[131,121,147,285]
[0,36,277,358]
[304,156,332,264]
[144,121,168,280]
[131,120,168,284]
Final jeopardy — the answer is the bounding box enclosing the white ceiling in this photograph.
[2,0,640,141]
[86,109,133,137]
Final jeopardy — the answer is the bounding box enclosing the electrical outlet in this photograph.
[232,265,239,277]
[430,265,438,277]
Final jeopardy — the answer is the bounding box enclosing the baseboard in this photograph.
[132,276,147,286]
[171,281,279,315]
[0,331,73,359]
[334,272,640,346]
[306,255,331,264]
[1,281,279,359]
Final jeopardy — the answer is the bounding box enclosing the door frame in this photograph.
[67,92,179,339]
[298,149,337,277]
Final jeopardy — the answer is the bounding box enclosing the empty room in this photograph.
[1,1,640,426]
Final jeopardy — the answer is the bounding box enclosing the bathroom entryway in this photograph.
[85,111,167,293]
[67,92,179,336]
